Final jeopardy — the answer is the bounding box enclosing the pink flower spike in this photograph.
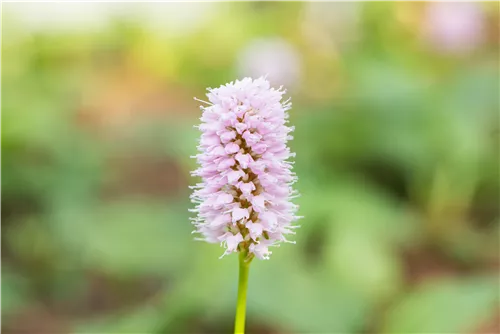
[190,77,300,260]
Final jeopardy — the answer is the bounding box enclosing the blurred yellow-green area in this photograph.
[2,2,499,334]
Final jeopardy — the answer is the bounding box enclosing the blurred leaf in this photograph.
[382,276,499,333]
[326,227,403,302]
[298,177,417,246]
[1,268,31,315]
[248,258,369,333]
[165,243,239,314]
[53,200,193,276]
[6,216,62,265]
[297,180,412,304]
[73,302,166,334]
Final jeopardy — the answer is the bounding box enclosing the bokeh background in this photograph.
[2,2,499,333]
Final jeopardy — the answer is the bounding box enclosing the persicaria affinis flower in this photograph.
[190,77,301,260]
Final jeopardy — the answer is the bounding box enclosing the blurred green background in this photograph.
[2,2,499,333]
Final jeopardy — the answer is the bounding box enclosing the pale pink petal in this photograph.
[252,143,267,154]
[251,195,266,212]
[232,207,250,222]
[217,157,235,171]
[216,193,234,205]
[210,146,226,156]
[201,134,220,146]
[259,211,278,229]
[211,214,232,227]
[235,123,248,134]
[225,142,240,154]
[227,170,244,184]
[235,153,253,169]
[249,242,271,260]
[247,222,263,240]
[226,233,244,251]
[239,181,256,195]
[220,131,236,143]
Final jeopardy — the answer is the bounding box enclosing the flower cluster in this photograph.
[190,77,300,260]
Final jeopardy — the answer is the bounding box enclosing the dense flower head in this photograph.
[190,77,300,260]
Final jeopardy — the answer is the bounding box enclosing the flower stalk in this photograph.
[234,252,251,334]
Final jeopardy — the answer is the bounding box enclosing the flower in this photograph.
[190,77,300,260]
[422,2,485,54]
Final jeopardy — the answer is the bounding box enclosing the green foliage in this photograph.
[382,277,499,333]
[2,268,31,316]
[2,2,499,333]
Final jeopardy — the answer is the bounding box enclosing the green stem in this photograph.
[234,252,250,334]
